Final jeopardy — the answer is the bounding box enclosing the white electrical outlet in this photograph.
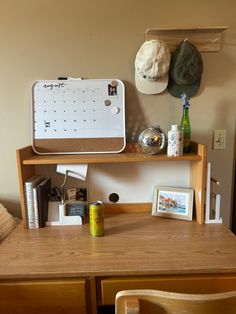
[213,129,226,150]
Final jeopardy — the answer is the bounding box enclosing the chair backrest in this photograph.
[115,289,236,314]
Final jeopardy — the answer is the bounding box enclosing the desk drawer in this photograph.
[0,279,87,314]
[100,275,236,305]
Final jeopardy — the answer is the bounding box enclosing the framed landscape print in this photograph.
[152,186,194,221]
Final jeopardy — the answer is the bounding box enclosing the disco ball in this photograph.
[138,126,166,155]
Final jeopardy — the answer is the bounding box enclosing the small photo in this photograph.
[66,187,88,202]
[152,186,194,221]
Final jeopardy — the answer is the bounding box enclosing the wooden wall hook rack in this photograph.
[145,26,228,52]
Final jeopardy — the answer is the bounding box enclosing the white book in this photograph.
[32,187,39,228]
[25,175,44,229]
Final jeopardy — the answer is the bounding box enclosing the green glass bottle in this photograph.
[180,94,191,153]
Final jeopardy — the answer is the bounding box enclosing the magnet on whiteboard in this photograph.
[111,106,120,114]
[111,80,118,87]
[104,99,111,106]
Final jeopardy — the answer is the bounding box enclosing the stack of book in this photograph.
[25,175,51,229]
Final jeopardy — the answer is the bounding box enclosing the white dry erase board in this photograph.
[32,79,126,154]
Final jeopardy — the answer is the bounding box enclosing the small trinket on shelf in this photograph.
[138,125,166,155]
[167,124,183,157]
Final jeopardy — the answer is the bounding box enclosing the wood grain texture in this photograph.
[190,143,207,224]
[0,279,87,314]
[21,143,202,165]
[103,203,151,214]
[101,275,236,305]
[145,27,228,52]
[0,213,235,280]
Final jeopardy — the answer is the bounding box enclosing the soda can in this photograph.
[89,201,104,237]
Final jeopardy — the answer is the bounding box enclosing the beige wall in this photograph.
[0,0,235,227]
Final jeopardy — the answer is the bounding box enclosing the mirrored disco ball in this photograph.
[138,126,166,155]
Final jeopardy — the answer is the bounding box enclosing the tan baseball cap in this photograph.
[135,39,171,94]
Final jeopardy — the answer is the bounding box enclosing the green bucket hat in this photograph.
[168,40,203,98]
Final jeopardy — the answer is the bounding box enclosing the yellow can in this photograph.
[89,201,104,237]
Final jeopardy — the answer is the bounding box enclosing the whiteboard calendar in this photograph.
[32,79,126,154]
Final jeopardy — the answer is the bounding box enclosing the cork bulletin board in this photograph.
[32,79,126,154]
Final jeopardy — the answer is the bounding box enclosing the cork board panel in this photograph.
[33,138,125,154]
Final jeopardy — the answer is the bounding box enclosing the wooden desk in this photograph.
[0,213,236,313]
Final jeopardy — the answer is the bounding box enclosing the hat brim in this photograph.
[135,71,168,95]
[168,77,201,98]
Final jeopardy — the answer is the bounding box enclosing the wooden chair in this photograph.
[115,289,236,314]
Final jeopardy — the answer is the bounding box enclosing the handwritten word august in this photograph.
[43,83,66,90]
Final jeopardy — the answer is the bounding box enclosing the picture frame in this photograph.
[152,186,194,221]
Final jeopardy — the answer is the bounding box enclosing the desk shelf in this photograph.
[16,142,207,228]
[21,143,202,165]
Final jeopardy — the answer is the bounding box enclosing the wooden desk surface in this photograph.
[0,213,236,280]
